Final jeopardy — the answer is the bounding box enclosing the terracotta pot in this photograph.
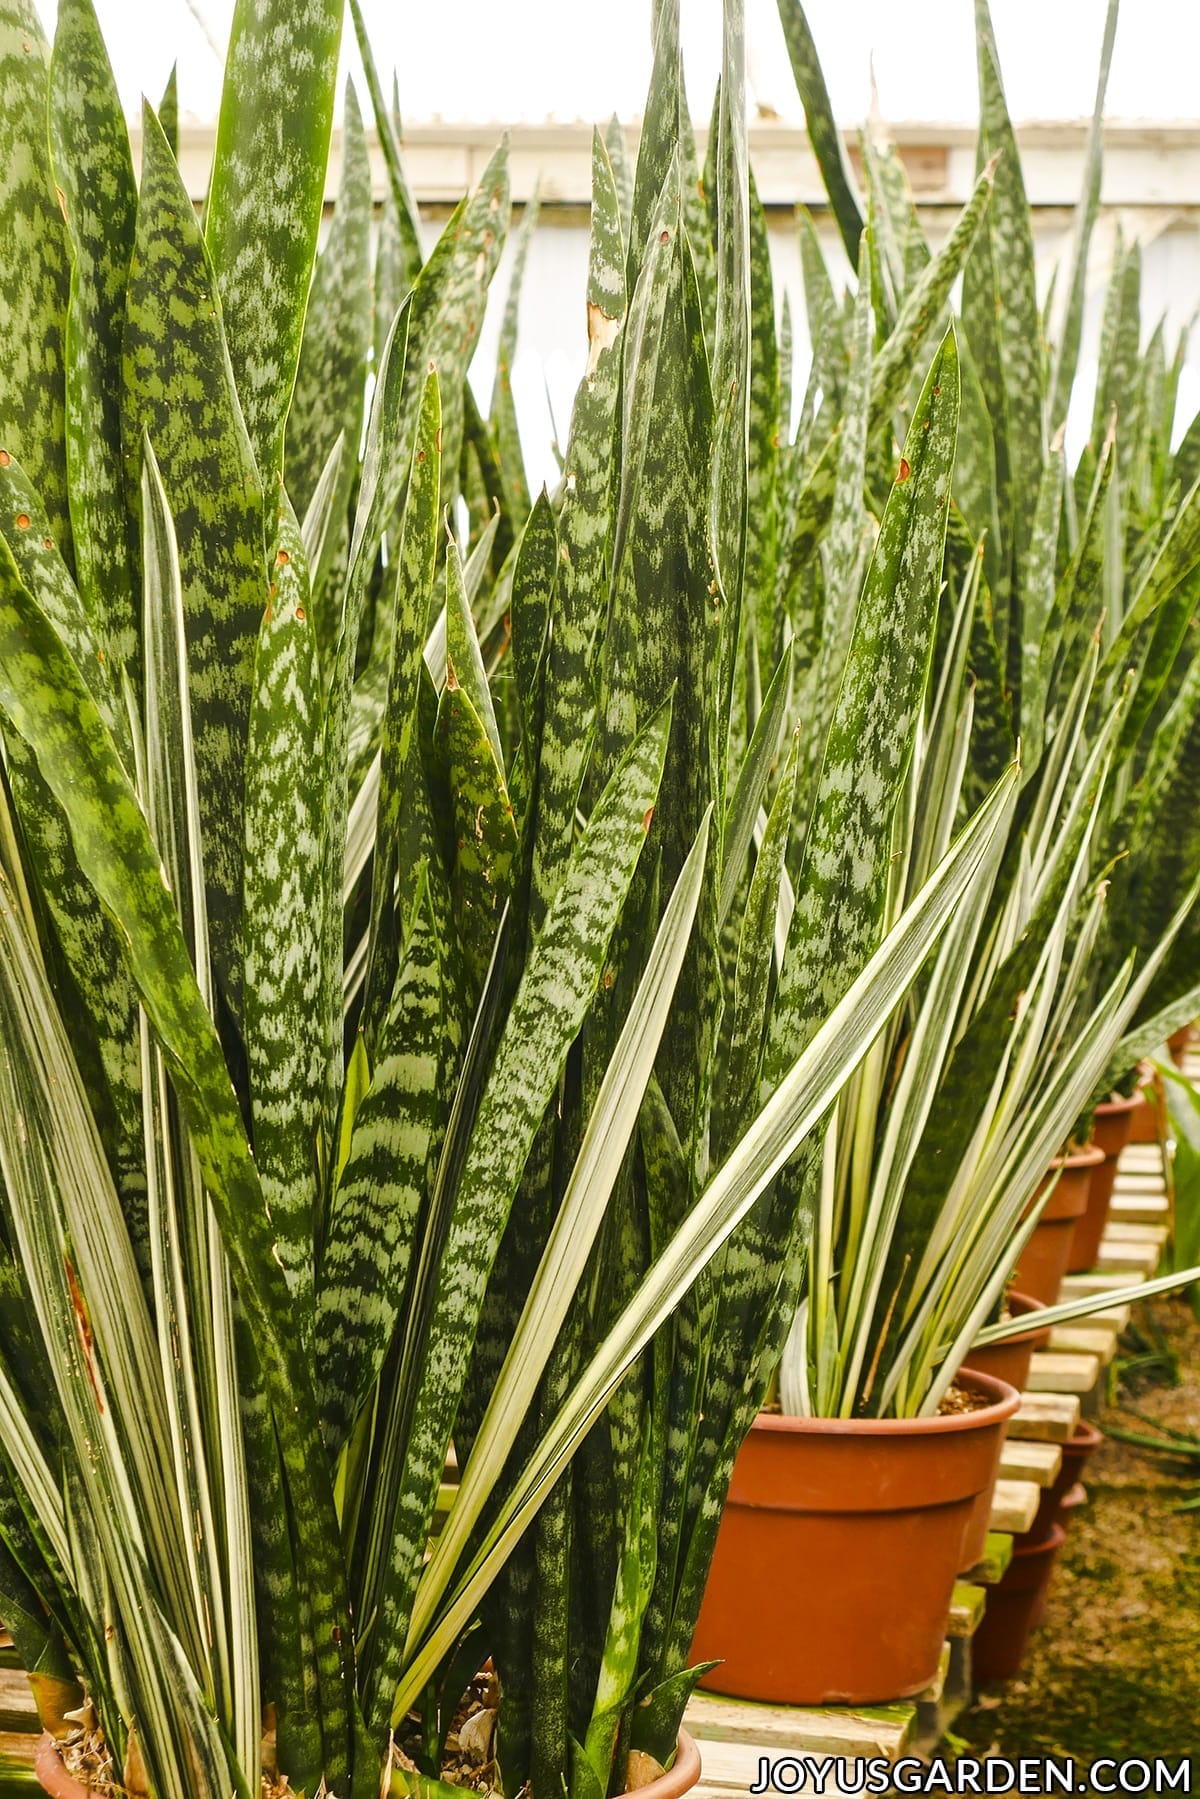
[962,1291,1049,1394]
[1128,1067,1162,1145]
[33,1732,704,1799]
[971,1522,1067,1683]
[690,1371,1019,1706]
[1167,1025,1193,1069]
[1013,1145,1103,1306]
[620,1732,702,1799]
[1068,1094,1141,1273]
[1056,1481,1088,1530]
[1028,1418,1103,1538]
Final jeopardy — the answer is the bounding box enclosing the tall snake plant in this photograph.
[0,2,1023,1798]
[771,0,1200,1422]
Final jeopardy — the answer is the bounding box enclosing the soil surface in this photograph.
[952,1298,1200,1784]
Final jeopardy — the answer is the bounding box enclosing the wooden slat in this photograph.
[999,1438,1063,1487]
[1049,1325,1118,1364]
[988,1479,1040,1534]
[0,1670,37,1734]
[685,1690,916,1761]
[948,1583,986,1639]
[1060,1270,1144,1300]
[1117,1147,1166,1173]
[1103,1220,1170,1246]
[1109,1194,1169,1223]
[964,1531,1013,1585]
[1095,1238,1162,1274]
[1115,1165,1165,1194]
[1010,1390,1080,1441]
[1027,1350,1101,1394]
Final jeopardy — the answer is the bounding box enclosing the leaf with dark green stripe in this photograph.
[285,79,372,527]
[765,328,960,1077]
[437,663,518,999]
[531,130,626,920]
[375,186,406,372]
[604,113,633,248]
[0,534,353,1786]
[816,235,872,735]
[1047,0,1118,431]
[1089,236,1141,481]
[360,701,671,1737]
[774,0,862,262]
[348,0,423,297]
[318,877,448,1455]
[490,190,540,523]
[511,490,556,746]
[1018,437,1065,769]
[205,0,344,500]
[48,0,138,670]
[720,730,800,1152]
[122,105,267,1016]
[869,156,994,433]
[362,367,442,1053]
[407,145,510,522]
[0,2,71,560]
[243,503,325,1320]
[0,452,128,761]
[158,62,178,157]
[743,166,778,663]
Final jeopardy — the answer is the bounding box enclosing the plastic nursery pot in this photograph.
[33,1732,705,1799]
[1068,1093,1141,1274]
[961,1291,1049,1395]
[971,1522,1067,1684]
[1127,1066,1162,1146]
[1029,1418,1103,1537]
[689,1370,1020,1707]
[1013,1145,1104,1307]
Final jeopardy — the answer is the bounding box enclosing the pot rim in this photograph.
[1051,1143,1105,1170]
[1065,1418,1104,1451]
[1093,1091,1141,1118]
[1011,1519,1067,1558]
[618,1730,701,1799]
[752,1369,1019,1438]
[986,1291,1048,1347]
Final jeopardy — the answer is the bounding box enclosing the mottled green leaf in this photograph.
[361,703,671,1737]
[243,504,325,1320]
[765,328,960,1078]
[0,532,353,1784]
[348,0,423,297]
[362,367,442,1053]
[0,2,71,558]
[122,104,267,1017]
[490,190,540,524]
[775,0,862,262]
[48,0,137,668]
[531,130,626,919]
[285,79,372,526]
[205,0,344,501]
[317,877,448,1455]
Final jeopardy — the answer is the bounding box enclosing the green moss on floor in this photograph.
[953,1300,1200,1778]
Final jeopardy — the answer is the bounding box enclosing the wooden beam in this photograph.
[1010,1390,1081,1441]
[1028,1350,1101,1395]
[989,1479,1040,1534]
[1000,1439,1063,1488]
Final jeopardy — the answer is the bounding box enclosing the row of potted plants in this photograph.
[0,0,1198,1795]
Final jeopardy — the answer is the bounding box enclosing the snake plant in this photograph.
[769,0,1200,1421]
[0,0,1022,1796]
